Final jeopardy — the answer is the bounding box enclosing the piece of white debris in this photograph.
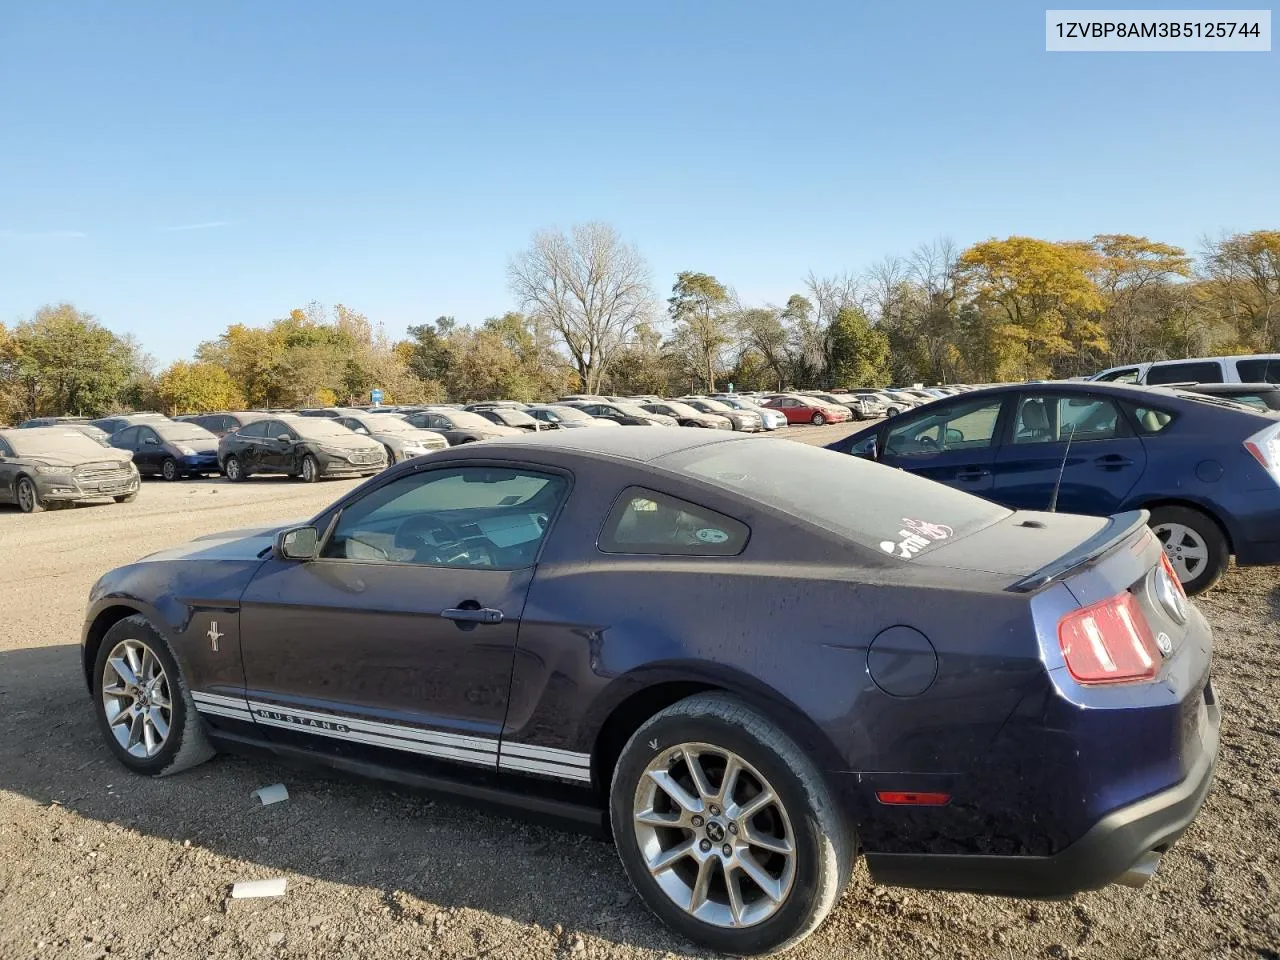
[253,784,289,806]
[230,877,287,899]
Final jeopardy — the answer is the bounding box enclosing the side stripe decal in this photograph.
[190,691,591,783]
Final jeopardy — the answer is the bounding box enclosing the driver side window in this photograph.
[883,397,1003,457]
[320,467,568,569]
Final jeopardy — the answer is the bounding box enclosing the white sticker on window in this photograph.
[879,518,953,559]
[695,528,730,544]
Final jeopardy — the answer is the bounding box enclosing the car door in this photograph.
[230,419,267,471]
[237,463,570,771]
[135,426,165,473]
[111,426,142,471]
[0,437,16,502]
[257,419,296,472]
[876,394,1008,494]
[992,391,1148,515]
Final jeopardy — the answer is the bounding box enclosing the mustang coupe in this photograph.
[82,430,1218,954]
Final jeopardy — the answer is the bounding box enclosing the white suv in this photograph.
[1090,353,1280,386]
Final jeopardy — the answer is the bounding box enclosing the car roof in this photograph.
[470,424,745,463]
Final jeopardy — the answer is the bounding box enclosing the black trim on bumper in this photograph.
[865,686,1221,898]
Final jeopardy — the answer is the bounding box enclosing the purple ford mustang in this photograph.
[81,428,1218,954]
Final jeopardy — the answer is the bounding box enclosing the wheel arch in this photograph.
[587,667,849,807]
[1130,496,1234,554]
[82,603,149,691]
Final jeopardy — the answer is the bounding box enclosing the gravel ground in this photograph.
[1,426,1277,960]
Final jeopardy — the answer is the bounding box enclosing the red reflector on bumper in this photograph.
[876,791,951,806]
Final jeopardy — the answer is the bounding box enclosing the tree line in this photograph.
[1,226,1276,422]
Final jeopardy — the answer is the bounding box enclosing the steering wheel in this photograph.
[394,514,495,566]
[915,434,940,451]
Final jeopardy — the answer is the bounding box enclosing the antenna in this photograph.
[1047,421,1077,513]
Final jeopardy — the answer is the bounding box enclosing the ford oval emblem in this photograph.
[1156,632,1173,657]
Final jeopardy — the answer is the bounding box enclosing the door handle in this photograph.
[955,468,988,481]
[441,606,504,625]
[1094,455,1134,469]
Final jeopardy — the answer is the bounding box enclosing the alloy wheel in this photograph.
[1152,522,1208,584]
[632,742,796,929]
[17,478,37,512]
[302,457,316,482]
[101,638,172,759]
[162,459,178,481]
[225,458,241,481]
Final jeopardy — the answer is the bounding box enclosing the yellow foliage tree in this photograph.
[154,361,242,415]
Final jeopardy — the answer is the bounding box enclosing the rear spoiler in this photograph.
[1008,510,1151,593]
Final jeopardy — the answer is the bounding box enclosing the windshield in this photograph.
[361,415,414,433]
[543,405,589,422]
[658,402,704,418]
[614,403,654,418]
[493,409,538,426]
[6,430,115,458]
[693,398,733,412]
[291,419,357,440]
[154,423,216,442]
[445,411,497,429]
[665,441,1009,555]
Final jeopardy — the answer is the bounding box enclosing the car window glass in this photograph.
[1226,394,1269,411]
[599,487,748,557]
[1099,368,1141,383]
[1013,395,1121,444]
[884,397,1003,457]
[1146,361,1224,385]
[115,427,139,447]
[320,467,567,569]
[1236,358,1280,383]
[239,420,269,438]
[0,439,12,456]
[1129,405,1174,434]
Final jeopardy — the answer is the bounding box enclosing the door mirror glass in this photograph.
[276,434,292,443]
[275,525,318,561]
[144,437,158,445]
[852,435,878,459]
[356,427,369,435]
[945,427,964,445]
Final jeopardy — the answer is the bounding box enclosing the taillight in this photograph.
[1244,422,1280,487]
[1058,591,1160,684]
[1154,553,1188,624]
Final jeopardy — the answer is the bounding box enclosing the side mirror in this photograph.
[945,427,964,445]
[144,437,158,445]
[852,435,879,460]
[274,525,318,561]
[356,428,369,435]
[276,434,292,443]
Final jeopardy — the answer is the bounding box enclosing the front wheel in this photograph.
[161,458,179,482]
[15,476,44,513]
[1149,505,1228,596]
[610,694,853,955]
[384,445,397,465]
[223,456,245,482]
[92,615,214,776]
[300,454,320,483]
[810,412,826,426]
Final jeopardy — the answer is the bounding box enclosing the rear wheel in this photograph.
[610,694,853,955]
[223,456,245,482]
[15,476,43,513]
[1149,506,1228,596]
[810,412,826,426]
[300,454,320,483]
[161,458,179,482]
[92,615,214,776]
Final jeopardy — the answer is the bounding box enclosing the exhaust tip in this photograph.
[1116,851,1162,888]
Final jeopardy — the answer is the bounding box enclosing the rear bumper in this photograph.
[865,681,1221,898]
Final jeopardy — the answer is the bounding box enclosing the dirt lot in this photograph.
[1,427,1277,960]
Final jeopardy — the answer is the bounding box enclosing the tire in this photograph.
[15,476,44,513]
[610,693,853,955]
[887,406,901,417]
[1148,505,1229,596]
[91,614,214,777]
[300,454,320,483]
[810,412,826,426]
[161,458,179,482]
[384,445,397,465]
[113,492,138,504]
[223,456,245,482]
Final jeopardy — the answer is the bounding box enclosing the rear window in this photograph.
[1146,361,1224,385]
[1236,358,1280,384]
[663,441,1010,559]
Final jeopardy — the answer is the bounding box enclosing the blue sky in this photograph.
[2,1,1275,364]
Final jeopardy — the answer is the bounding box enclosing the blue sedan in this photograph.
[830,381,1280,594]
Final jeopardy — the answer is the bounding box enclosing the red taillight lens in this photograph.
[1159,552,1187,600]
[1058,591,1160,684]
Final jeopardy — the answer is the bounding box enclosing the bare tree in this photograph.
[508,223,654,393]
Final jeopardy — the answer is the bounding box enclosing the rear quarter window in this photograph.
[600,487,748,557]
[1235,358,1280,384]
[663,442,1010,559]
[1146,361,1225,385]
